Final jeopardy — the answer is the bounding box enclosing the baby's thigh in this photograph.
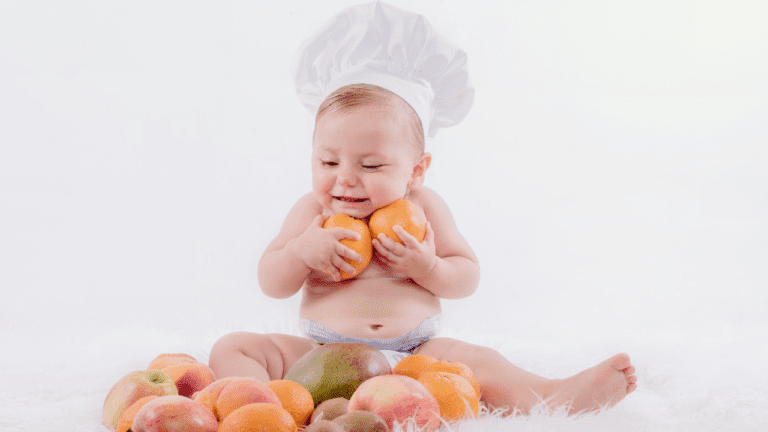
[415,337,502,370]
[209,331,318,380]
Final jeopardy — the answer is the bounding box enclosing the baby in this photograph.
[209,1,636,415]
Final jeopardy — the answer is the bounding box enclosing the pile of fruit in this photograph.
[102,343,481,432]
[102,200,476,431]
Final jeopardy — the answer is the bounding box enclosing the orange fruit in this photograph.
[392,354,438,380]
[369,199,426,244]
[422,360,481,398]
[115,395,158,432]
[323,213,373,279]
[266,380,315,427]
[218,403,298,432]
[148,353,197,369]
[418,371,479,422]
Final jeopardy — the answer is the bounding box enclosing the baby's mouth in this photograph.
[334,196,368,203]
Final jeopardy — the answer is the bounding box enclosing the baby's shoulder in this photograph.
[284,192,323,225]
[409,186,448,211]
[295,192,322,210]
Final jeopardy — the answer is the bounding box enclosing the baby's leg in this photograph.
[415,338,637,415]
[209,332,318,381]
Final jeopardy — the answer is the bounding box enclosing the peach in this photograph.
[193,377,236,413]
[131,395,218,432]
[102,370,178,429]
[204,377,282,421]
[162,361,216,398]
[348,374,440,432]
[148,353,198,370]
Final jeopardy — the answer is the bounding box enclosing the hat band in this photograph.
[325,70,433,139]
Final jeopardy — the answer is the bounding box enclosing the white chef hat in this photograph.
[293,1,474,139]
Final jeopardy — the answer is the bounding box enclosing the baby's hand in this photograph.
[373,222,437,279]
[296,215,363,281]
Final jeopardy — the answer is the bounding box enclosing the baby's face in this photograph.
[312,105,422,219]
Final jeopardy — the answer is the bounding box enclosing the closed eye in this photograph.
[362,165,382,170]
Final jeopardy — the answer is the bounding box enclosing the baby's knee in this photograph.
[210,332,270,363]
[419,337,501,364]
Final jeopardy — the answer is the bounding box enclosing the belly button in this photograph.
[370,324,383,331]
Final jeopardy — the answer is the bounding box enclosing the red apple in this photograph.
[131,395,218,432]
[348,375,440,432]
[102,369,178,429]
[161,361,216,397]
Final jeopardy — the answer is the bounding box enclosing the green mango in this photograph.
[283,342,391,407]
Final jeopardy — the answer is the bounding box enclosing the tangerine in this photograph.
[115,396,158,432]
[322,213,373,279]
[266,380,315,427]
[422,360,481,398]
[218,403,298,432]
[418,371,480,422]
[368,199,426,244]
[392,354,438,380]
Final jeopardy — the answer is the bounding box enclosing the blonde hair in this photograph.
[314,84,425,154]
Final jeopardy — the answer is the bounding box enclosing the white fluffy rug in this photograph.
[2,319,766,432]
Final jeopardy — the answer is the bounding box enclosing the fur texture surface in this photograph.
[2,320,765,432]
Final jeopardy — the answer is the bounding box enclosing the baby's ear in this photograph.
[409,152,432,190]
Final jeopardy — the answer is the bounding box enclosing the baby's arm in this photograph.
[374,187,480,299]
[258,193,363,298]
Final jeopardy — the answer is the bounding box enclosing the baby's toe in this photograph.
[610,353,631,371]
[623,365,636,376]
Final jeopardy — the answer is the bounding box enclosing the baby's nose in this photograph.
[337,167,358,186]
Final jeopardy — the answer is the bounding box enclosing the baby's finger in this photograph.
[331,255,357,277]
[331,228,362,242]
[373,248,392,266]
[372,239,384,255]
[335,242,363,263]
[373,238,400,260]
[376,232,401,251]
[322,265,341,282]
[312,214,330,227]
[392,225,419,248]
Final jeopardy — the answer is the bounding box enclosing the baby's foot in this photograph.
[546,353,637,414]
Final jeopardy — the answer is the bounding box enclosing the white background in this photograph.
[1,0,766,347]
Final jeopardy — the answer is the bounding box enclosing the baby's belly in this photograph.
[299,272,441,340]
